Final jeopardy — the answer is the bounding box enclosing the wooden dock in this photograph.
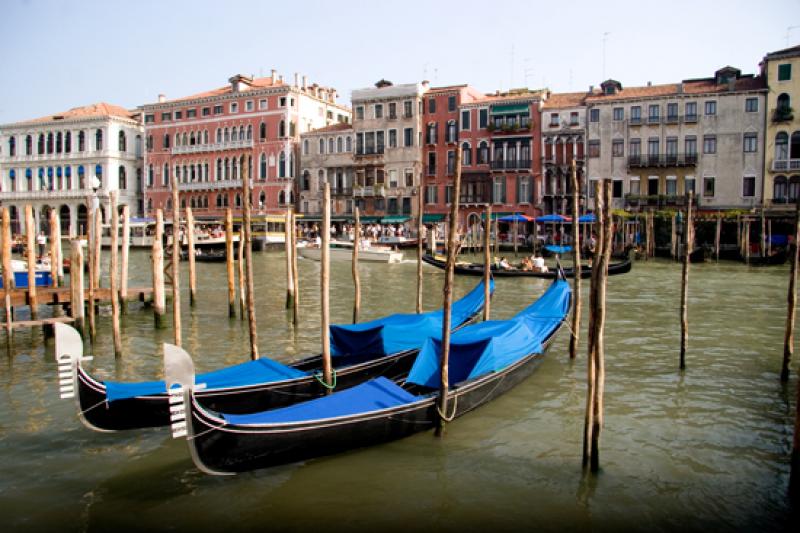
[4,286,154,308]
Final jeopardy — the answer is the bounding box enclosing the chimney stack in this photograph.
[302,75,308,90]
[271,69,277,81]
[294,72,299,87]
[158,94,166,103]
[647,81,652,87]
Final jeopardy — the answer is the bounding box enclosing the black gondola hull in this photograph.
[421,254,632,278]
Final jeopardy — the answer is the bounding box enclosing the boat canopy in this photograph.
[407,279,570,388]
[330,279,494,357]
[105,357,307,403]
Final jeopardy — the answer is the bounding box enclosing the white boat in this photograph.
[298,240,404,263]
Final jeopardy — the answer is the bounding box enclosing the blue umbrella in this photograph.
[536,214,569,223]
[498,214,534,223]
[578,213,596,223]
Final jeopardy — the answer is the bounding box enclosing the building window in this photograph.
[612,180,623,198]
[550,113,560,127]
[742,176,756,197]
[174,110,183,120]
[404,128,413,147]
[648,138,659,157]
[612,139,624,157]
[517,175,532,203]
[145,114,155,123]
[492,176,506,203]
[588,140,600,157]
[703,176,715,197]
[704,101,716,115]
[245,101,254,112]
[230,102,238,113]
[95,129,103,150]
[355,106,364,120]
[667,103,678,120]
[428,99,436,113]
[630,106,641,123]
[648,105,660,122]
[745,98,758,112]
[404,100,413,118]
[461,110,471,130]
[260,154,267,179]
[589,109,600,122]
[118,131,126,152]
[161,112,172,121]
[778,63,792,81]
[569,111,579,125]
[685,136,697,156]
[612,107,623,121]
[743,133,757,153]
[685,178,696,194]
[426,184,438,204]
[629,178,640,195]
[703,135,717,154]
[213,105,223,114]
[462,143,472,166]
[346,137,352,152]
[478,109,488,129]
[448,96,456,112]
[447,151,455,175]
[202,107,210,116]
[374,104,383,119]
[446,121,457,143]
[389,129,397,148]
[427,152,436,175]
[478,141,489,164]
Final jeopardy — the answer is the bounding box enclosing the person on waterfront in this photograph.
[36,231,47,259]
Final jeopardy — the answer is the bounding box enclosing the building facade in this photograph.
[762,45,800,209]
[141,72,350,219]
[0,103,143,235]
[299,123,355,216]
[585,68,766,212]
[351,80,428,220]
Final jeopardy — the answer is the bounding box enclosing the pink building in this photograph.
[141,73,350,219]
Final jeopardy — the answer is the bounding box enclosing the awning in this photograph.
[422,214,446,223]
[480,211,513,220]
[490,104,529,115]
[381,215,410,224]
[359,216,381,223]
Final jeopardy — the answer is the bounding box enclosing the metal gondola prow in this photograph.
[54,323,92,401]
[162,343,232,476]
[555,258,567,281]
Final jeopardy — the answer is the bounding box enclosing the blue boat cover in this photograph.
[221,376,419,425]
[330,279,493,357]
[407,280,570,388]
[544,245,572,255]
[105,357,307,403]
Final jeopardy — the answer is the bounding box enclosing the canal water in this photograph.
[0,250,796,531]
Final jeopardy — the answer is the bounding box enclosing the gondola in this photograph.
[421,254,632,279]
[180,249,227,262]
[54,279,493,432]
[741,248,788,266]
[165,274,570,474]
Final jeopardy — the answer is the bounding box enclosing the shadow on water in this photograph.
[0,251,796,531]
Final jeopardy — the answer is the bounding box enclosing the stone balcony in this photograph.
[771,158,800,172]
[0,149,137,164]
[0,188,110,201]
[177,179,253,191]
[171,139,254,155]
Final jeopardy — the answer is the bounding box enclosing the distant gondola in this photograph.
[742,248,788,266]
[54,279,492,432]
[421,254,632,279]
[180,249,227,262]
[164,274,570,474]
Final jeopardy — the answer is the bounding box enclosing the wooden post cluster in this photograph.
[680,191,694,370]
[416,191,424,314]
[783,200,800,383]
[2,208,14,335]
[152,209,166,328]
[186,207,197,306]
[583,179,612,473]
[569,159,582,360]
[483,204,492,322]
[109,191,122,356]
[120,204,130,312]
[170,173,182,347]
[321,182,333,388]
[25,205,37,320]
[436,146,462,437]
[352,207,361,323]
[225,209,236,317]
[242,163,258,359]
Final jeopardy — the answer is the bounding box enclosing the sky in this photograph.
[0,0,798,124]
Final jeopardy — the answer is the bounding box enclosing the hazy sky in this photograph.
[0,0,797,124]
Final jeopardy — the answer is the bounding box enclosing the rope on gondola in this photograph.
[436,394,458,422]
[313,368,337,389]
[79,399,110,415]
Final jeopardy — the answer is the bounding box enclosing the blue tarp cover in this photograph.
[544,245,572,254]
[222,376,418,425]
[770,235,789,246]
[330,279,493,356]
[105,357,307,403]
[407,280,570,388]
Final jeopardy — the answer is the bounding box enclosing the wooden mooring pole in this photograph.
[49,209,59,287]
[87,203,96,340]
[120,204,130,312]
[25,205,37,320]
[715,213,722,261]
[680,191,694,370]
[2,208,14,336]
[152,209,166,328]
[93,209,102,289]
[225,208,235,317]
[237,226,245,319]
[242,163,258,359]
[436,146,462,438]
[569,159,582,360]
[186,206,197,306]
[321,182,333,388]
[291,211,299,325]
[170,175,182,347]
[483,203,492,321]
[782,200,800,383]
[285,208,294,310]
[352,207,361,323]
[416,191,424,314]
[109,191,122,356]
[69,240,85,335]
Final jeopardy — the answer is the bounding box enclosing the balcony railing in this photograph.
[647,116,661,124]
[490,159,533,170]
[355,147,385,156]
[628,153,697,168]
[772,159,800,171]
[353,186,387,197]
[629,117,642,125]
[331,187,352,196]
[624,194,698,208]
[459,194,492,204]
[684,114,698,123]
[178,179,252,191]
[0,188,111,201]
[172,139,253,154]
[0,149,126,164]
[773,109,794,123]
[664,115,680,124]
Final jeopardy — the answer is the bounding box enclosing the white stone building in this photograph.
[585,68,766,212]
[299,123,355,216]
[0,103,143,235]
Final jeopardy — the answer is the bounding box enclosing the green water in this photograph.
[0,250,796,531]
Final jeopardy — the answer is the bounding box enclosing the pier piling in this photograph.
[321,183,332,389]
[352,207,361,323]
[416,191,424,314]
[291,211,299,325]
[285,208,294,311]
[69,240,85,335]
[110,191,122,356]
[680,191,694,370]
[483,203,491,322]
[120,204,130,312]
[569,159,582,360]
[782,200,800,383]
[186,207,197,307]
[225,209,235,317]
[49,209,59,287]
[152,209,166,328]
[2,208,14,336]
[242,162,258,359]
[25,205,37,320]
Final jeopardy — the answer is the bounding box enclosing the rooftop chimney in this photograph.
[158,94,166,103]
[302,75,308,90]
[294,72,299,87]
[588,85,594,94]
[647,81,652,87]
[271,69,277,81]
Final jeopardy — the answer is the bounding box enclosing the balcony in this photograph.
[172,139,253,154]
[490,159,533,170]
[773,108,795,123]
[772,159,800,172]
[628,153,697,168]
[624,194,697,208]
[684,114,698,123]
[178,179,252,191]
[331,187,353,196]
[352,185,386,197]
[0,149,122,164]
[0,188,110,201]
[629,117,642,125]
[355,147,385,158]
[664,115,680,124]
[647,116,661,124]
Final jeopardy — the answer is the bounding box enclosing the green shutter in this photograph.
[778,63,792,81]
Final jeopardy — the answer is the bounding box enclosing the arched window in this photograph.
[56,132,62,153]
[47,132,54,154]
[447,121,457,143]
[216,159,222,181]
[302,170,310,191]
[235,193,242,207]
[180,198,187,209]
[190,132,196,146]
[182,132,188,146]
[346,136,352,152]
[7,136,15,157]
[279,152,286,177]
[176,165,182,183]
[95,164,103,187]
[8,169,15,191]
[792,131,800,159]
[78,131,85,152]
[65,166,72,189]
[260,153,267,179]
[224,128,230,142]
[260,122,266,140]
[246,125,252,140]
[288,152,294,177]
[303,139,309,155]
[790,176,800,201]
[164,133,171,149]
[319,138,325,154]
[318,169,325,189]
[778,93,791,112]
[478,141,489,164]
[56,166,63,189]
[279,120,286,138]
[147,198,153,211]
[328,138,334,153]
[166,198,172,211]
[38,133,45,154]
[148,164,154,186]
[239,126,245,141]
[47,166,54,190]
[25,135,32,155]
[77,165,85,189]
[119,166,127,190]
[278,190,286,205]
[65,131,71,153]
[216,129,222,143]
[118,131,126,152]
[224,158,230,180]
[95,129,103,150]
[163,163,169,186]
[204,162,209,182]
[462,142,472,166]
[258,191,266,209]
[337,136,343,153]
[203,130,209,144]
